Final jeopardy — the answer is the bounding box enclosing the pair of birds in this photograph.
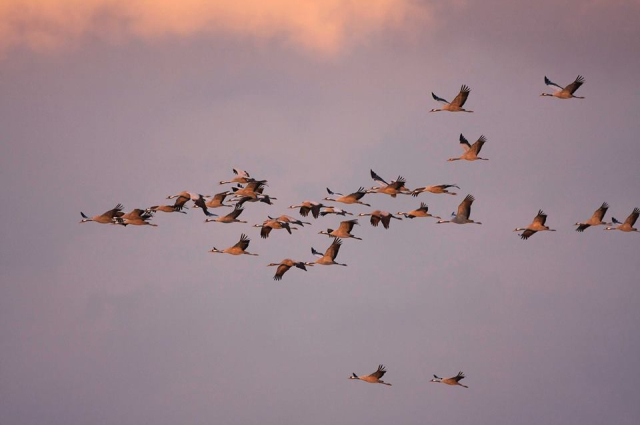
[429,75,585,114]
[349,365,468,388]
[80,204,157,227]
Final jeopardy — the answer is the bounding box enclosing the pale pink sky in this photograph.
[1,1,640,424]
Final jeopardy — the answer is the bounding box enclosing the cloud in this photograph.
[0,0,431,58]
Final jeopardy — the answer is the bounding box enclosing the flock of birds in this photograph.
[80,75,638,387]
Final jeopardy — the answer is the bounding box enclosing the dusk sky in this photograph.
[1,1,640,424]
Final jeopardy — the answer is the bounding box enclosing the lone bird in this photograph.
[448,134,488,161]
[605,208,639,232]
[541,75,585,99]
[266,259,312,281]
[430,371,468,388]
[430,85,473,112]
[209,233,258,256]
[575,202,610,232]
[437,195,481,225]
[219,168,258,185]
[514,210,556,240]
[349,365,392,386]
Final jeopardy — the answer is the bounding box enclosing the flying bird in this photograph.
[436,195,481,224]
[411,184,460,196]
[430,85,473,112]
[209,233,258,256]
[253,219,296,239]
[349,365,392,386]
[289,201,327,219]
[324,187,370,206]
[367,169,411,197]
[514,210,556,240]
[575,203,610,232]
[541,75,585,99]
[205,206,247,224]
[397,202,441,219]
[318,219,362,240]
[605,208,639,232]
[320,207,353,217]
[267,259,312,281]
[219,168,257,185]
[310,238,347,266]
[80,204,124,224]
[448,134,488,161]
[358,210,402,229]
[430,372,468,388]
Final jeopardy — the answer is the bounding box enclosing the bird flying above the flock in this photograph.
[605,208,639,232]
[437,194,481,224]
[349,365,392,386]
[219,168,258,185]
[80,204,124,224]
[514,210,556,240]
[209,233,258,256]
[267,259,312,281]
[430,85,473,112]
[575,203,610,232]
[448,134,488,161]
[541,75,585,99]
[430,371,468,388]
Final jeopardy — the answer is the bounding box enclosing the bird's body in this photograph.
[448,134,488,161]
[219,168,257,185]
[358,210,402,229]
[205,206,247,224]
[541,75,585,99]
[398,203,441,219]
[319,219,361,240]
[113,209,156,226]
[311,238,347,266]
[268,215,311,227]
[411,184,459,196]
[575,202,610,232]
[437,194,481,224]
[204,191,233,208]
[209,233,258,256]
[430,85,473,112]
[514,210,556,239]
[147,205,186,214]
[289,201,326,219]
[254,219,296,239]
[167,191,214,216]
[80,204,124,224]
[320,207,353,217]
[605,208,639,232]
[349,365,392,386]
[324,187,370,206]
[367,169,411,198]
[431,372,468,388]
[267,259,312,280]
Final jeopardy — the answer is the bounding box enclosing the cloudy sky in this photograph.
[1,1,639,424]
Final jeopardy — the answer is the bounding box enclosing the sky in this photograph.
[1,1,640,424]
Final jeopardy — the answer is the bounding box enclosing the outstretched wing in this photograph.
[453,371,465,382]
[273,264,289,281]
[471,135,487,155]
[325,238,343,259]
[520,228,537,240]
[533,210,548,226]
[564,75,584,94]
[226,206,245,219]
[370,364,387,379]
[233,168,250,178]
[459,134,471,151]
[326,187,343,196]
[102,203,125,219]
[432,92,449,104]
[370,169,388,187]
[311,247,323,258]
[457,195,475,218]
[592,202,609,222]
[451,85,470,107]
[625,207,640,226]
[544,76,563,90]
[234,233,251,250]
